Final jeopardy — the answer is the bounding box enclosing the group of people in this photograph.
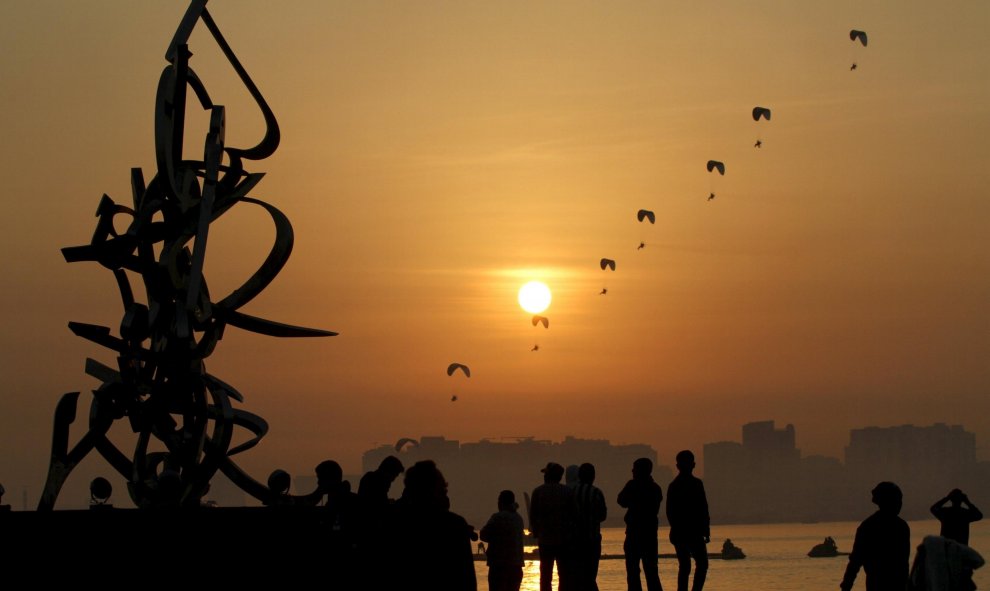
[303,454,984,591]
[841,485,984,591]
[480,450,711,591]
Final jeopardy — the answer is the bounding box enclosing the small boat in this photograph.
[808,537,848,558]
[719,539,745,560]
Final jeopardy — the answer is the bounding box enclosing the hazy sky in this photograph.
[1,1,988,507]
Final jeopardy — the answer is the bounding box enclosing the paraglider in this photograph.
[451,395,458,402]
[636,209,655,250]
[532,315,549,329]
[752,107,771,148]
[531,344,539,352]
[599,258,615,295]
[394,438,419,453]
[849,30,867,70]
[447,363,471,378]
[707,160,725,200]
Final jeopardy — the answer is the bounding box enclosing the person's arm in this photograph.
[700,480,711,542]
[931,494,950,517]
[840,525,866,591]
[480,513,498,543]
[617,481,632,508]
[963,493,983,522]
[595,488,607,523]
[529,489,542,537]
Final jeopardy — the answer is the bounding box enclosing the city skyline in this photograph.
[1,1,988,508]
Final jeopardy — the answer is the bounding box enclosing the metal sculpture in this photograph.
[40,0,336,510]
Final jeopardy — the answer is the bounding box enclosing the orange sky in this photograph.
[1,1,988,508]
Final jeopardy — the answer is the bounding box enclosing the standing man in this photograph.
[481,490,525,591]
[666,450,710,591]
[617,457,664,591]
[572,462,608,591]
[840,481,910,591]
[530,462,572,591]
[931,488,983,545]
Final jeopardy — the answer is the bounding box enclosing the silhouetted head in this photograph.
[498,489,517,511]
[542,462,565,483]
[579,463,596,485]
[378,455,405,482]
[565,464,580,486]
[949,488,965,506]
[871,481,903,514]
[267,469,291,496]
[403,460,449,510]
[315,460,343,492]
[90,477,112,504]
[632,457,653,478]
[676,450,696,473]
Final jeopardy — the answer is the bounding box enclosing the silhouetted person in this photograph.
[481,490,525,591]
[311,460,360,585]
[572,463,607,591]
[530,462,572,591]
[841,481,910,591]
[908,534,985,591]
[359,455,404,508]
[532,344,540,352]
[265,469,292,506]
[617,457,664,591]
[754,140,762,148]
[667,450,710,591]
[931,489,983,546]
[707,193,715,201]
[600,288,608,295]
[851,63,858,70]
[392,460,477,591]
[638,242,646,250]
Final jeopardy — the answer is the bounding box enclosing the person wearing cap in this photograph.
[530,461,572,591]
[840,481,910,591]
[481,490,525,591]
[931,488,983,545]
[667,450,710,591]
[617,457,664,591]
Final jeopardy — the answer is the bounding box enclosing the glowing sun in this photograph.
[518,281,552,314]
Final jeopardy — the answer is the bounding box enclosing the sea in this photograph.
[476,519,990,591]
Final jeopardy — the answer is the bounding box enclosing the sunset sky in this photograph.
[0,1,988,508]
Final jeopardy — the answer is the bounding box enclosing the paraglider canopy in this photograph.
[752,107,771,121]
[849,30,868,46]
[446,363,471,378]
[637,209,656,224]
[394,437,419,452]
[600,258,616,271]
[707,160,725,175]
[532,315,549,329]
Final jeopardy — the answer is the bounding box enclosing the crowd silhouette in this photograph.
[2,458,987,590]
[239,455,987,591]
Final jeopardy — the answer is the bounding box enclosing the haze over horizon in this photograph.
[0,1,988,508]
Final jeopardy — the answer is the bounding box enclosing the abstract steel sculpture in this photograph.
[40,0,335,510]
